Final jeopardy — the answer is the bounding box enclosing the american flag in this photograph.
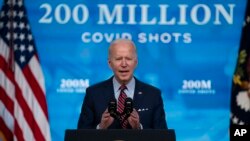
[230,0,250,125]
[0,0,51,141]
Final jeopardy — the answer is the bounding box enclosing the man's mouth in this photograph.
[119,70,129,74]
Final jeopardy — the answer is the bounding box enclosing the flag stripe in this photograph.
[0,86,14,116]
[0,42,35,141]
[13,120,24,141]
[22,61,48,119]
[29,56,45,93]
[0,38,9,61]
[0,70,15,132]
[0,89,14,127]
[0,65,32,141]
[13,98,35,141]
[0,59,24,141]
[15,63,50,140]
[14,73,45,141]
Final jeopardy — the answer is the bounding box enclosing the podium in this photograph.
[65,129,176,141]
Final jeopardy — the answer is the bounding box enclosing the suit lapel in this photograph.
[133,78,144,110]
[103,77,122,129]
[103,77,116,102]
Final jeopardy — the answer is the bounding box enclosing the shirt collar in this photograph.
[112,76,135,99]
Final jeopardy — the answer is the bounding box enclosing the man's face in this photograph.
[108,42,138,84]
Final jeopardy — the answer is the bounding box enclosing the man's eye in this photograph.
[126,57,133,60]
[115,58,122,61]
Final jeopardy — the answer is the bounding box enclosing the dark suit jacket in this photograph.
[77,77,167,129]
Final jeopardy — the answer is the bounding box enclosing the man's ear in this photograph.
[108,59,112,69]
[135,59,138,67]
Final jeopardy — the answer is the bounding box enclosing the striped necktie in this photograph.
[117,85,128,128]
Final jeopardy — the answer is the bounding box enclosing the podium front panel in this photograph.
[65,129,176,141]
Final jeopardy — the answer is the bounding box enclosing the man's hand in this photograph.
[128,109,141,129]
[99,109,114,129]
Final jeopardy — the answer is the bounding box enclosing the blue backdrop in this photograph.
[1,0,247,141]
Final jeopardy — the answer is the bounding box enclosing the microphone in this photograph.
[108,99,119,119]
[124,98,133,117]
[120,97,133,125]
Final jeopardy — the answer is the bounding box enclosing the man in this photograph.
[77,39,167,129]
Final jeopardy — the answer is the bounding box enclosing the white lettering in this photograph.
[39,3,53,23]
[178,4,188,25]
[241,129,247,136]
[140,5,157,25]
[92,32,104,43]
[39,3,235,25]
[158,5,176,25]
[138,33,147,43]
[234,129,241,136]
[81,32,91,43]
[98,4,124,24]
[182,80,211,89]
[81,32,132,43]
[127,5,137,24]
[137,32,192,44]
[72,4,89,24]
[60,79,89,89]
[148,33,159,42]
[55,4,71,24]
[183,33,192,43]
[214,4,235,24]
[191,4,211,25]
[161,33,172,43]
[172,33,182,42]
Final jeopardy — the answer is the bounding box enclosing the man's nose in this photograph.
[121,59,127,67]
